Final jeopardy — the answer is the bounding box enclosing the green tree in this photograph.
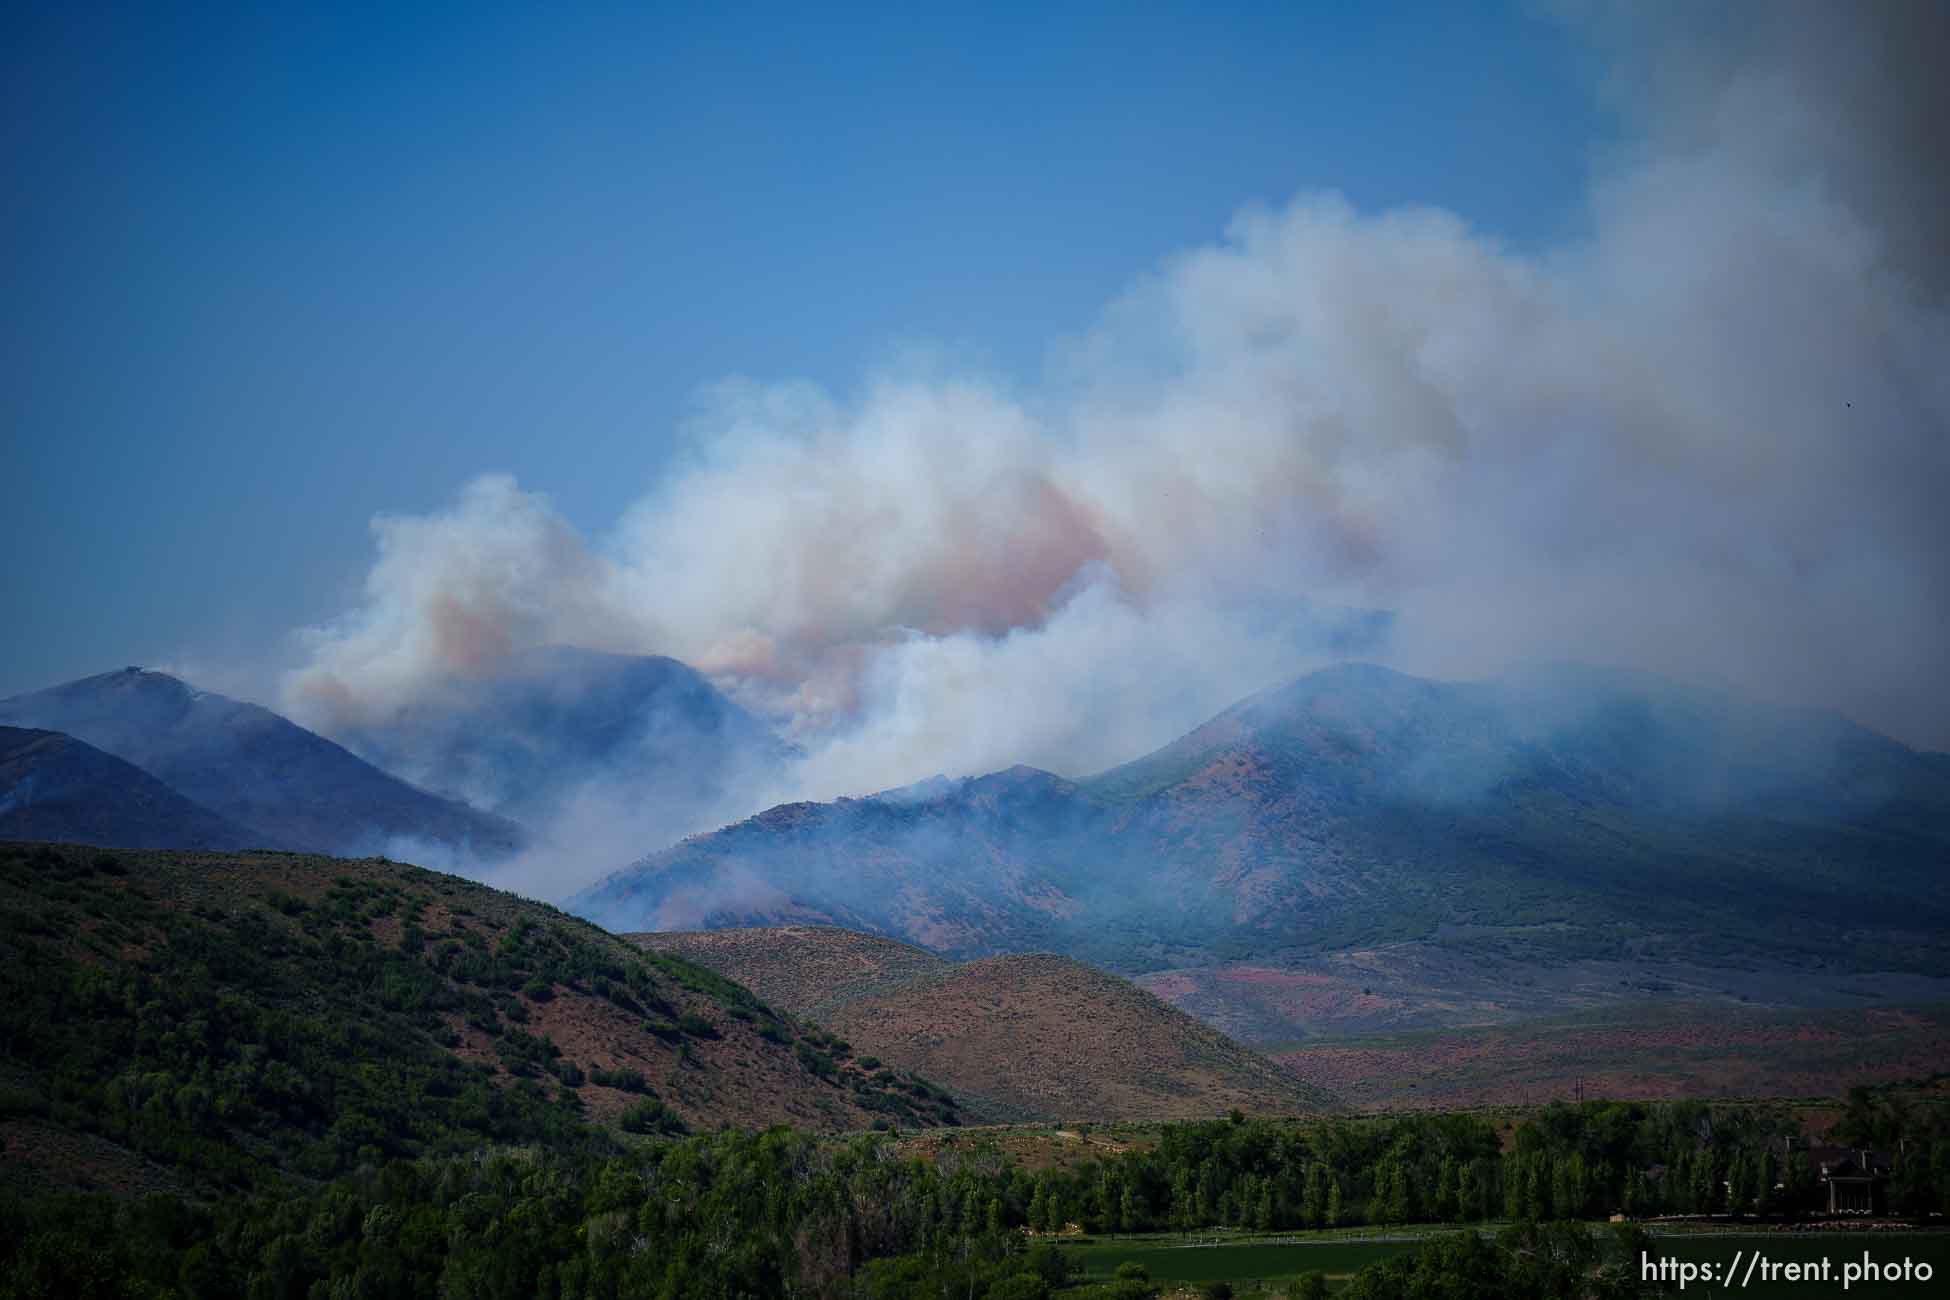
[1285,1273,1330,1300]
[1434,1154,1459,1221]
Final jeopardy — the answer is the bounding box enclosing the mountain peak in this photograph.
[325,643,787,830]
[0,669,522,860]
[971,763,1071,789]
[46,665,192,698]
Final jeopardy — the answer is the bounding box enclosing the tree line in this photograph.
[1007,1098,1950,1234]
[7,1095,1947,1298]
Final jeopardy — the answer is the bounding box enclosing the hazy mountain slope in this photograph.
[583,765,1109,956]
[0,843,957,1196]
[632,926,1333,1121]
[577,663,1950,977]
[637,924,951,1019]
[0,668,523,860]
[326,644,789,830]
[1084,662,1950,956]
[0,727,262,850]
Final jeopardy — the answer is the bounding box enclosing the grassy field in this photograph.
[1061,1231,1413,1294]
[1057,1227,1950,1296]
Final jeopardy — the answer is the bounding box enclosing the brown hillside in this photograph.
[632,925,950,1018]
[1271,1002,1950,1110]
[825,953,1337,1122]
[633,926,1336,1122]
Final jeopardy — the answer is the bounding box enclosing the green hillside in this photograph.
[0,842,958,1200]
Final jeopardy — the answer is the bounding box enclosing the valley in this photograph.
[4,656,1946,1297]
[13,1,1950,1291]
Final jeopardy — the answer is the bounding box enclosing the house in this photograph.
[1808,1147,1892,1215]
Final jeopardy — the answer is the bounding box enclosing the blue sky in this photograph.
[2,1,1609,699]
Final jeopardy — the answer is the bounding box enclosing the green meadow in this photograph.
[1062,1232,1414,1290]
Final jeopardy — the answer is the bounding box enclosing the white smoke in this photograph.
[284,3,1950,882]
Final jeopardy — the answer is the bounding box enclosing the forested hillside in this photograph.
[0,843,957,1200]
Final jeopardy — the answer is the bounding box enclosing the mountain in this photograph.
[0,726,261,850]
[324,645,789,833]
[582,764,1109,955]
[634,926,1334,1122]
[0,668,523,860]
[576,663,1950,983]
[0,842,958,1198]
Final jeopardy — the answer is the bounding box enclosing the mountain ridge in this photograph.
[0,726,264,850]
[0,668,524,861]
[322,644,791,839]
[577,661,1950,983]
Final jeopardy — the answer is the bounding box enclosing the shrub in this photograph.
[676,1012,718,1039]
[619,1099,689,1137]
[985,1274,1047,1300]
[1284,1275,1329,1300]
[796,1043,837,1080]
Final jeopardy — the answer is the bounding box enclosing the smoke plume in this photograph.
[284,3,1950,887]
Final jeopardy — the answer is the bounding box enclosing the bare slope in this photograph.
[631,927,1334,1122]
[637,924,950,1019]
[824,954,1335,1122]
